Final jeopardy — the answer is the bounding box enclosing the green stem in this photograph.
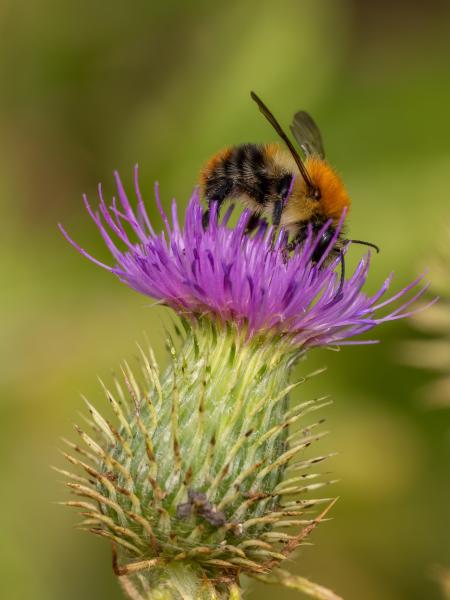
[121,563,242,599]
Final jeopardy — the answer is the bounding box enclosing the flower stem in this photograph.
[119,562,242,599]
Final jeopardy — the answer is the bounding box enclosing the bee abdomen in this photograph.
[201,143,293,227]
[202,144,269,204]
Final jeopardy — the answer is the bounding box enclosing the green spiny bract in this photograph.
[58,319,334,599]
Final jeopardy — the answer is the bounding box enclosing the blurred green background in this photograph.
[1,1,450,598]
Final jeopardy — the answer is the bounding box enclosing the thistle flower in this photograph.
[58,167,427,600]
[60,168,424,350]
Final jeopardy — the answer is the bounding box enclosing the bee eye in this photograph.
[308,187,321,201]
[321,231,332,244]
[311,228,334,263]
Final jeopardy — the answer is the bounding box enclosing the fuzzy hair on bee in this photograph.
[200,92,379,298]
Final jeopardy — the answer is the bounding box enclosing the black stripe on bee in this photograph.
[252,172,271,204]
[238,144,271,204]
[221,154,234,178]
[247,144,266,172]
[235,145,249,171]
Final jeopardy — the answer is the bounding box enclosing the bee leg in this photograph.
[272,173,293,228]
[202,207,211,229]
[202,199,223,229]
[245,212,262,234]
[282,239,295,261]
[202,179,233,229]
[283,232,306,259]
[272,199,283,227]
[285,240,296,252]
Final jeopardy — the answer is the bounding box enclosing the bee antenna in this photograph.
[250,91,314,191]
[324,252,345,307]
[336,251,345,300]
[346,239,380,253]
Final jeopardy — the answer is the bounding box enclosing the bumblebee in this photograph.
[201,92,378,296]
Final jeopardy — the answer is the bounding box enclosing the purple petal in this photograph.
[61,168,432,349]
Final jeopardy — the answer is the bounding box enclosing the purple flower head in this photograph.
[60,166,431,349]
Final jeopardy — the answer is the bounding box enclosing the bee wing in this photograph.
[290,111,325,159]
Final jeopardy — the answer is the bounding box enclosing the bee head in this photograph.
[311,223,344,264]
[310,222,380,303]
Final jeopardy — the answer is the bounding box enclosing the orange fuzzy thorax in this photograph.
[305,157,351,223]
